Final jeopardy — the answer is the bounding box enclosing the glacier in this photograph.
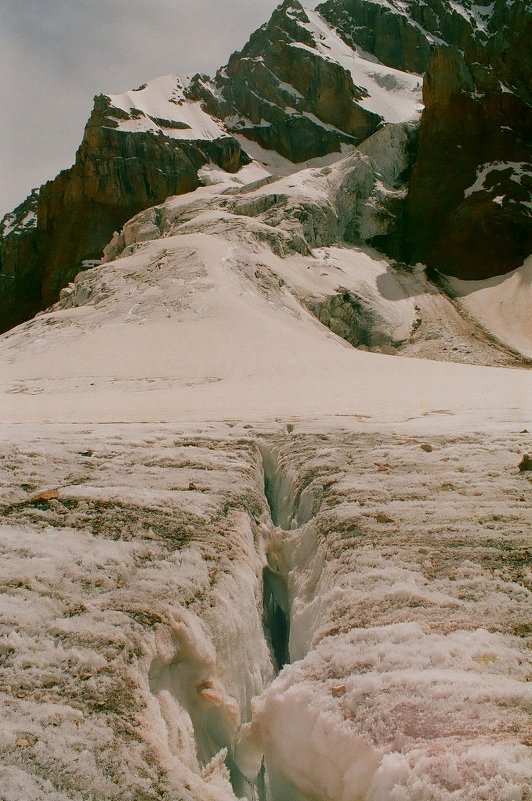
[0,2,531,799]
[1,145,531,800]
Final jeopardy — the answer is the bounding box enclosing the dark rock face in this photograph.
[318,0,531,280]
[1,0,529,331]
[200,0,381,162]
[316,0,492,73]
[0,96,248,334]
[405,3,532,279]
[317,0,434,73]
[0,191,43,333]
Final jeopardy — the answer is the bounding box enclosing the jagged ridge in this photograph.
[0,0,530,331]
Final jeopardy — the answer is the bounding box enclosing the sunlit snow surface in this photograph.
[298,11,423,123]
[106,74,228,140]
[449,256,532,360]
[102,6,423,144]
[1,154,530,426]
[0,145,531,800]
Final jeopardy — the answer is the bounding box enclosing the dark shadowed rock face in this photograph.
[0,95,248,334]
[316,0,494,73]
[317,0,433,73]
[405,1,532,280]
[198,0,381,162]
[317,0,531,280]
[0,191,42,333]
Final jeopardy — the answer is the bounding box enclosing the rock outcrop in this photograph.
[318,0,433,73]
[0,190,42,333]
[1,0,529,331]
[198,0,382,162]
[317,0,493,73]
[0,93,248,334]
[405,0,532,279]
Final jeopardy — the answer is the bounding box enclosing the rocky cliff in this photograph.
[1,0,529,331]
[194,0,384,162]
[316,0,531,279]
[405,0,532,279]
[317,0,495,72]
[1,0,425,333]
[0,87,248,333]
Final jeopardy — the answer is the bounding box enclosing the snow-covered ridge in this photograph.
[299,10,423,123]
[106,74,228,140]
[449,0,496,31]
[1,188,39,238]
[339,0,496,33]
[104,7,424,146]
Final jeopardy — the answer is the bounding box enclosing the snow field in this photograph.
[1,140,530,430]
[106,75,228,141]
[0,53,531,800]
[448,256,532,360]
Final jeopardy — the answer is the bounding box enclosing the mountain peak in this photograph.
[0,4,531,800]
[0,0,529,334]
[275,0,307,16]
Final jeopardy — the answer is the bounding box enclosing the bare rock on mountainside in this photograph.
[518,453,532,472]
[319,0,532,280]
[1,0,530,330]
[2,0,417,332]
[0,93,248,334]
[405,38,532,280]
[317,0,495,72]
[200,0,382,161]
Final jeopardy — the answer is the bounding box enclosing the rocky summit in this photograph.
[1,0,530,332]
[0,3,531,801]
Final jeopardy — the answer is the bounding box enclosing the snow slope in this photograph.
[1,215,530,429]
[299,10,423,123]
[448,256,532,359]
[106,74,227,140]
[0,130,531,801]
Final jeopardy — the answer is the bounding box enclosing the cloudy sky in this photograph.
[1,0,318,217]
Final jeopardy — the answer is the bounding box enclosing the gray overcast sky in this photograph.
[0,0,319,217]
